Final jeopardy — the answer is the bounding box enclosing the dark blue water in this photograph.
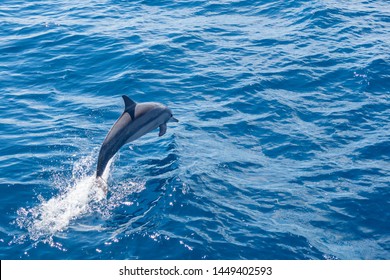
[1,0,389,260]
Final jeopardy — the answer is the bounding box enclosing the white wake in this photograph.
[16,154,111,242]
[14,150,146,247]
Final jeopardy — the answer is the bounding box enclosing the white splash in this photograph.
[27,177,98,238]
[14,150,147,247]
[16,154,112,241]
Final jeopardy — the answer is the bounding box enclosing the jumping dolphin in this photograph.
[96,95,178,192]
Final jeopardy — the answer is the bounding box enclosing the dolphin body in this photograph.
[96,95,178,191]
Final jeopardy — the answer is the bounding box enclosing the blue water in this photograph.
[1,0,389,260]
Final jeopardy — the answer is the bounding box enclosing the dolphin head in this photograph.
[156,107,178,137]
[167,109,179,123]
[154,106,178,124]
[136,103,178,125]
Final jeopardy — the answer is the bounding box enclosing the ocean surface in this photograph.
[1,0,389,260]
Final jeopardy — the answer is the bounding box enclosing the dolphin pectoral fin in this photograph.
[122,95,136,119]
[159,123,167,136]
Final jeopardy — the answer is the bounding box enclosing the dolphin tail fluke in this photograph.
[95,176,108,197]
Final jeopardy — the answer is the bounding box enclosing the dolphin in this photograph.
[95,95,178,192]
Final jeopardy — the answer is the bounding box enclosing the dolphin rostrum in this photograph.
[96,95,178,192]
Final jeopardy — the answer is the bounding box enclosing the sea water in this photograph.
[0,0,389,259]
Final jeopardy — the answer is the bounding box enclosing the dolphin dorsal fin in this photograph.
[122,95,136,120]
